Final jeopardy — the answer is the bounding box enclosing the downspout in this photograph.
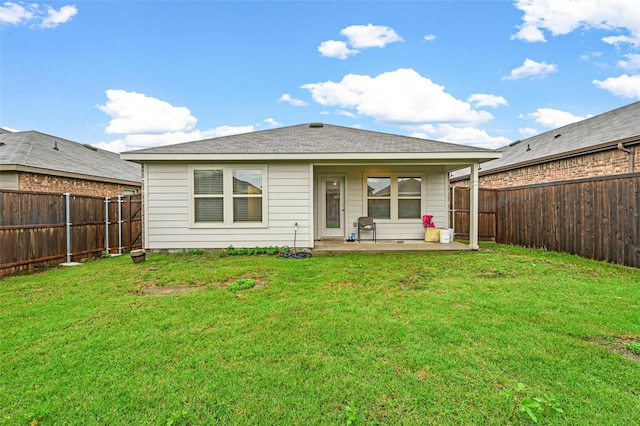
[469,163,480,250]
[617,143,634,173]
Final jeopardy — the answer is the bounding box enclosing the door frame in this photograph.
[318,175,347,239]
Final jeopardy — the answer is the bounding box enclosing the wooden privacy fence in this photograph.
[1,190,142,276]
[449,186,498,241]
[450,173,640,268]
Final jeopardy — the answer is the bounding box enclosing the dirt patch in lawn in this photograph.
[138,285,204,296]
[609,336,640,363]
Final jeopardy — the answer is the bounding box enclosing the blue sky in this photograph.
[1,0,639,152]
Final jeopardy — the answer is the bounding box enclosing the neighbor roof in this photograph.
[0,131,141,185]
[121,123,500,163]
[452,101,640,179]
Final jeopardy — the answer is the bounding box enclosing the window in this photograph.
[366,174,422,220]
[397,177,421,219]
[194,170,224,222]
[367,177,391,219]
[232,169,263,222]
[192,167,265,225]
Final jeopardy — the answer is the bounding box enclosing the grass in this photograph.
[1,243,639,425]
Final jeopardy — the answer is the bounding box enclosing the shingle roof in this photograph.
[0,131,141,184]
[469,101,640,175]
[124,123,496,155]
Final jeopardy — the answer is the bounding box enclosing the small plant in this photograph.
[344,403,358,425]
[100,250,111,258]
[228,278,257,291]
[187,248,206,255]
[165,409,189,426]
[502,383,563,425]
[625,342,640,356]
[222,245,279,256]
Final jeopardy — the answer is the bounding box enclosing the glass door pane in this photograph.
[325,180,341,229]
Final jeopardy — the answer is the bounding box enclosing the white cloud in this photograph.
[98,89,197,134]
[0,2,77,28]
[340,23,403,48]
[96,89,255,152]
[503,58,558,80]
[593,74,640,98]
[318,40,359,59]
[278,93,308,106]
[468,94,509,108]
[317,23,402,59]
[337,110,356,118]
[511,23,546,42]
[263,118,280,127]
[0,2,36,24]
[423,34,437,42]
[602,35,639,47]
[40,4,77,29]
[519,127,539,136]
[512,0,640,45]
[96,126,254,153]
[618,54,640,70]
[301,68,493,124]
[528,108,590,128]
[410,124,511,149]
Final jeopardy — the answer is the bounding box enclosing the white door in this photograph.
[321,177,345,238]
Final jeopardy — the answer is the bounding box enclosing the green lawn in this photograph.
[1,244,639,425]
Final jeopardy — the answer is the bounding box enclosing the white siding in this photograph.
[314,165,449,240]
[0,171,19,190]
[144,162,311,250]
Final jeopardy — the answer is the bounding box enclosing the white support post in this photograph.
[469,163,480,250]
[104,197,110,255]
[64,193,72,263]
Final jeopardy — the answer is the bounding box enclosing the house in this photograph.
[0,130,141,196]
[121,123,501,250]
[450,101,640,188]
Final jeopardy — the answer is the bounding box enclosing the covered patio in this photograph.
[312,239,470,253]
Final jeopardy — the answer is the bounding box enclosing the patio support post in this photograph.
[469,163,479,250]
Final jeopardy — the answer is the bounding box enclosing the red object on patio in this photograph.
[422,214,435,228]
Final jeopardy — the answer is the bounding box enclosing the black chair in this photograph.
[357,217,376,243]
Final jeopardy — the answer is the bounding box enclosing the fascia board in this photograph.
[121,152,502,162]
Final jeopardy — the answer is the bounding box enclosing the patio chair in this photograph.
[357,216,376,243]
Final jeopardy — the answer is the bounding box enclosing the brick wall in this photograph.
[454,145,639,189]
[18,172,139,197]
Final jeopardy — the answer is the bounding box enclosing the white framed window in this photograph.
[365,174,423,220]
[191,166,266,226]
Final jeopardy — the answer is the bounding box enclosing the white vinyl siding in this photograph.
[0,171,19,190]
[144,162,311,249]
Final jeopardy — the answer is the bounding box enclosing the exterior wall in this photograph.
[0,171,19,190]
[314,165,449,241]
[17,171,139,196]
[454,146,639,189]
[143,162,312,250]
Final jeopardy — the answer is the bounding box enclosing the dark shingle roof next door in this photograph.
[472,101,640,175]
[0,131,141,185]
[122,123,498,159]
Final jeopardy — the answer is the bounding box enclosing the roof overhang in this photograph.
[121,151,501,163]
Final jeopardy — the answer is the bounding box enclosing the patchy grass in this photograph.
[1,243,639,425]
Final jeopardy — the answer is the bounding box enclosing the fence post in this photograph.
[105,197,110,254]
[64,192,72,263]
[117,195,123,254]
